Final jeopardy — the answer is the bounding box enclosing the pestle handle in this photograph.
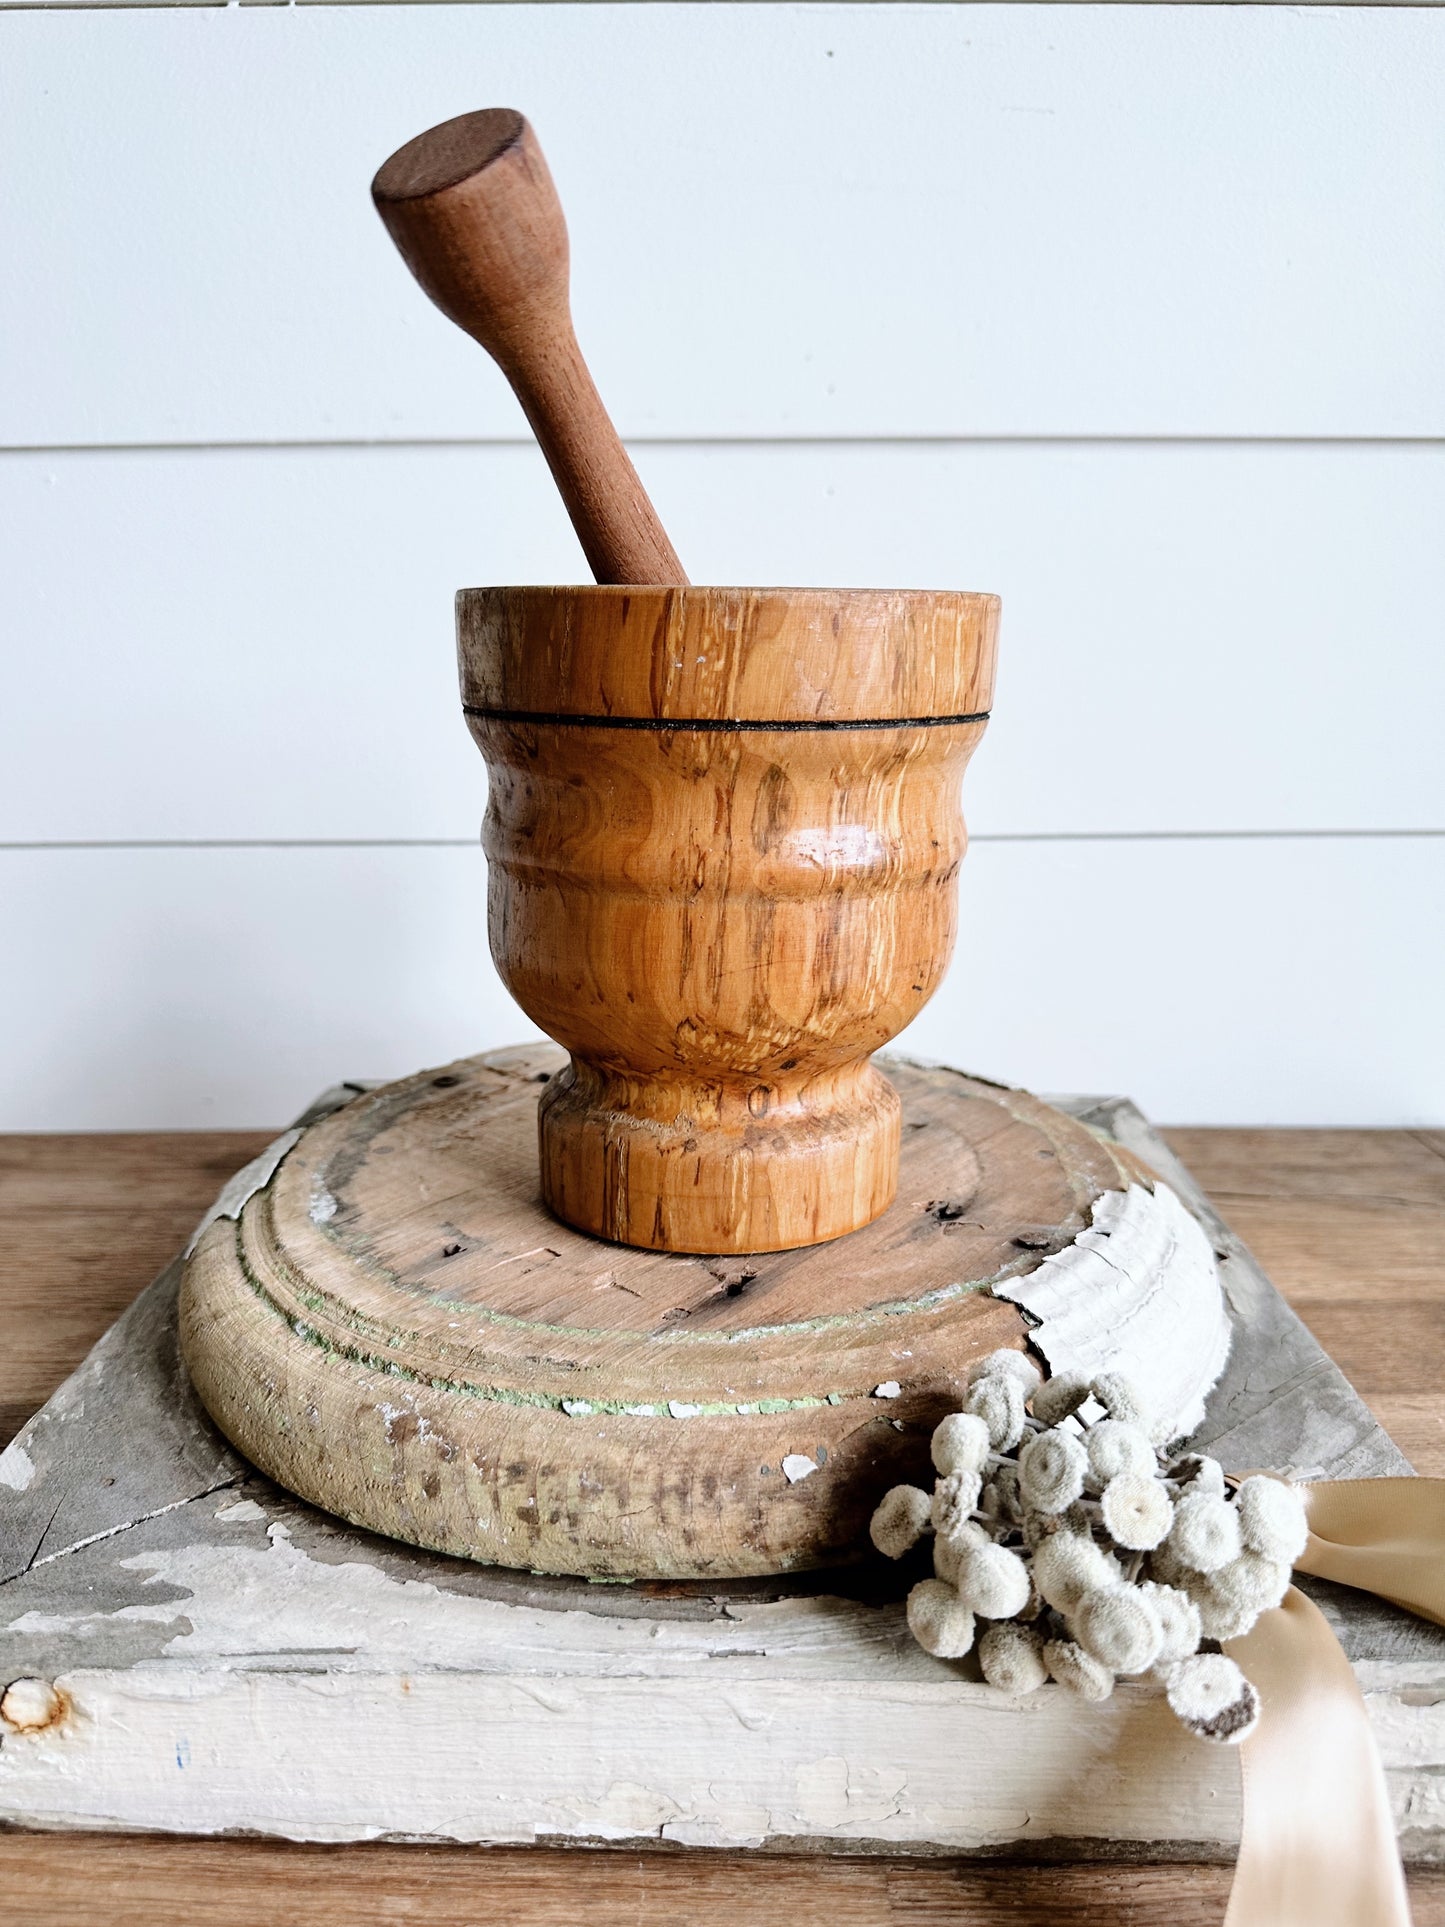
[372,109,687,587]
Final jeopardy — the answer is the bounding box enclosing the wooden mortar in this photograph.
[459,583,999,1253]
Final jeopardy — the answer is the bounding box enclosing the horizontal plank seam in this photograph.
[3,830,1442,852]
[4,435,1445,457]
[6,2,1445,15]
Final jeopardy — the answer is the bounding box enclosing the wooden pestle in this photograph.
[372,109,687,587]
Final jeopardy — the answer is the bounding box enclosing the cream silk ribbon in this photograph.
[1221,1478,1445,1927]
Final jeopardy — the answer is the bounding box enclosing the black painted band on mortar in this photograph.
[462,706,991,733]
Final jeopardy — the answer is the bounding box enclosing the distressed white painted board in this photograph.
[2,1100,1439,1854]
[3,7,1443,446]
[4,440,1443,844]
[2,833,1440,1132]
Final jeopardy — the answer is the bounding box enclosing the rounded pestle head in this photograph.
[371,108,570,365]
[372,107,527,202]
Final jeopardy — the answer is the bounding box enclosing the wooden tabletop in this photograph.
[2,1125,1442,1926]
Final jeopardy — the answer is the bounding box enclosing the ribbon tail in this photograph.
[1224,1586,1412,1927]
[1295,1477,1445,1628]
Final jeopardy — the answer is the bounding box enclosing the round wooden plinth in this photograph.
[180,1046,1151,1580]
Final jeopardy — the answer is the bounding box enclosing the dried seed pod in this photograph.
[906,1579,976,1659]
[1165,1654,1260,1745]
[965,1373,1026,1451]
[1207,1548,1292,1617]
[1170,1453,1227,1500]
[1188,1549,1292,1641]
[1144,1540,1195,1591]
[1087,1419,1155,1486]
[1032,1530,1119,1615]
[1043,1637,1115,1703]
[1167,1490,1242,1574]
[966,1348,1043,1397]
[956,1541,1033,1620]
[933,1519,988,1587]
[931,1410,992,1479]
[930,1469,983,1538]
[869,1484,933,1559]
[1090,1371,1148,1429]
[1189,1577,1263,1643]
[1101,1472,1173,1551]
[1075,1583,1164,1673]
[1031,1370,1091,1426]
[978,1621,1048,1696]
[1235,1475,1309,1566]
[1018,1428,1088,1515]
[1137,1580,1202,1666]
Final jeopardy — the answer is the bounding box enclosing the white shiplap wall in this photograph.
[2,4,1442,1129]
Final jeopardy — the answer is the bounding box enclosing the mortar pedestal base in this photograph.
[179,1045,1159,1580]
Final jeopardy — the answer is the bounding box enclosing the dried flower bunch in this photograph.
[869,1351,1309,1745]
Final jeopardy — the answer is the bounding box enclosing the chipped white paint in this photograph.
[795,1756,909,1831]
[308,1176,338,1226]
[0,1666,1238,1849]
[376,1403,435,1447]
[996,1182,1231,1443]
[183,1129,302,1256]
[0,1524,1440,1849]
[0,1441,36,1492]
[213,1500,267,1525]
[0,1523,1243,1846]
[782,1456,819,1484]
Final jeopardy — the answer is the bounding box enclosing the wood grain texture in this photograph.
[457,584,999,726]
[0,1835,1441,1927]
[2,1136,1438,1470]
[1,1125,1441,1918]
[177,1051,1153,1577]
[0,1130,272,1450]
[1163,1128,1445,1477]
[461,588,997,1251]
[373,112,685,587]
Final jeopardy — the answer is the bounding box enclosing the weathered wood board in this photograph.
[1,1075,1441,1857]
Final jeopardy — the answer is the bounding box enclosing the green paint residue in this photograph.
[233,1223,876,1421]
